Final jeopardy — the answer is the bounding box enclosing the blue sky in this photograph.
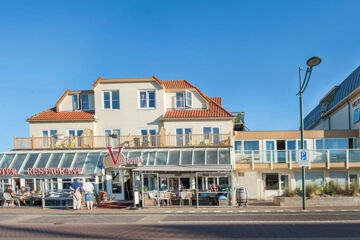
[1,0,360,151]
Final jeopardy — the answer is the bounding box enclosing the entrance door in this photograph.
[276,140,286,163]
[123,170,133,200]
[265,141,275,163]
[109,170,124,200]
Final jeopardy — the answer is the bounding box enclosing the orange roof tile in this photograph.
[27,108,95,122]
[210,97,222,106]
[161,80,193,89]
[162,80,233,119]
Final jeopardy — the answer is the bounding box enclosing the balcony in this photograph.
[235,149,360,170]
[13,133,232,150]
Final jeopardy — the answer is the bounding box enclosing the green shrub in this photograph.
[324,181,343,196]
[282,188,298,197]
[306,183,320,198]
[349,182,360,196]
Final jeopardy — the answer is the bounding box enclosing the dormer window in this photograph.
[72,94,79,110]
[176,91,192,108]
[72,94,89,111]
[81,95,89,110]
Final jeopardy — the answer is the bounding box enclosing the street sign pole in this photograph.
[299,67,306,210]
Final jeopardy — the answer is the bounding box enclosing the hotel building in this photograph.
[1,70,359,206]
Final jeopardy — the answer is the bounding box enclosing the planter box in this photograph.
[274,196,360,207]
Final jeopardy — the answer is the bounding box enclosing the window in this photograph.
[105,129,121,146]
[203,127,220,144]
[141,129,157,146]
[265,173,279,190]
[72,94,90,111]
[235,141,242,153]
[139,90,155,108]
[81,95,89,110]
[69,130,84,137]
[354,108,360,122]
[72,94,79,110]
[185,91,192,107]
[103,90,120,109]
[176,91,192,108]
[316,138,349,149]
[176,128,192,146]
[42,130,57,146]
[176,92,184,108]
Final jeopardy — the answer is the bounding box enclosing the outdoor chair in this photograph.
[2,192,20,207]
[159,191,170,206]
[180,191,192,206]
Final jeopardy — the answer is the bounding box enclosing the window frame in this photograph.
[176,91,192,108]
[138,90,156,109]
[185,90,192,108]
[80,94,90,111]
[175,127,192,146]
[103,90,120,110]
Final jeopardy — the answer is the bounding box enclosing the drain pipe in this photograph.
[348,100,352,130]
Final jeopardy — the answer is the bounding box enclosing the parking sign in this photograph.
[298,149,309,167]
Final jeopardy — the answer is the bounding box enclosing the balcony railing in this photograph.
[14,133,232,150]
[235,149,360,169]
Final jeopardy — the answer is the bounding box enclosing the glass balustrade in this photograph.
[235,149,360,165]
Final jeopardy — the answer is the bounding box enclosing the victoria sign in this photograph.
[104,146,143,168]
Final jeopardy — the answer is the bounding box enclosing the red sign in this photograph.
[0,168,82,176]
[106,147,143,167]
[28,168,83,175]
[0,168,17,175]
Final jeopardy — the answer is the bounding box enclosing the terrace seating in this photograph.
[2,192,20,207]
[180,191,192,206]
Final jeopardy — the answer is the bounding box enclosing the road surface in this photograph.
[0,211,359,239]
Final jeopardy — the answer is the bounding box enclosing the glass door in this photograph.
[265,141,275,163]
[276,140,286,163]
[280,174,289,195]
[109,170,124,200]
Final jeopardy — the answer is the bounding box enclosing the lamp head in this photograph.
[306,56,322,68]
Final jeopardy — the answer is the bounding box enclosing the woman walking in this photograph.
[82,179,94,210]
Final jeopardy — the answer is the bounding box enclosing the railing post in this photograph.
[251,151,255,170]
[92,135,95,148]
[289,151,292,170]
[270,151,273,170]
[14,136,16,149]
[31,136,34,149]
[346,149,349,169]
[327,150,330,169]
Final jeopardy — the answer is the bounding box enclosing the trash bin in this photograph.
[236,187,248,207]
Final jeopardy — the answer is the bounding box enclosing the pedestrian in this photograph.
[82,179,94,210]
[70,178,82,210]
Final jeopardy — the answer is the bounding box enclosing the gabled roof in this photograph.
[161,80,233,119]
[27,108,95,122]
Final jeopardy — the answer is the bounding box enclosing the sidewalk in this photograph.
[1,201,360,215]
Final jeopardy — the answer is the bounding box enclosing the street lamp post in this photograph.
[297,56,322,210]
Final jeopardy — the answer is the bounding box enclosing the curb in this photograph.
[0,208,360,215]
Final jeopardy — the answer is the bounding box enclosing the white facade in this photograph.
[27,77,234,138]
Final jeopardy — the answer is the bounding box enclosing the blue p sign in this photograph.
[301,152,307,161]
